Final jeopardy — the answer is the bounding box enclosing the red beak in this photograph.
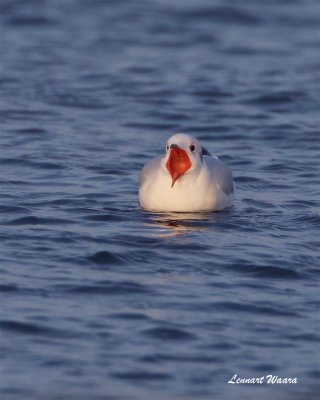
[166,145,191,187]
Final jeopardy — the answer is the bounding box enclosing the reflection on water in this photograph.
[144,211,220,237]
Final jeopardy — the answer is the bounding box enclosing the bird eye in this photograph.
[166,144,169,151]
[190,144,195,152]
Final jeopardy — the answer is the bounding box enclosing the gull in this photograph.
[139,133,234,212]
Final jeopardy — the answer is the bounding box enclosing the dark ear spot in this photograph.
[202,147,211,156]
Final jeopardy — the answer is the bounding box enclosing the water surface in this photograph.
[1,0,319,399]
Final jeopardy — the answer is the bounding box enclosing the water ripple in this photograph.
[0,320,69,337]
[234,264,302,279]
[87,251,125,265]
[54,280,153,295]
[142,327,196,341]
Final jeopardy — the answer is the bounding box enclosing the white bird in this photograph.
[139,133,234,212]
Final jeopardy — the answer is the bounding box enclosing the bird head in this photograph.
[164,133,204,187]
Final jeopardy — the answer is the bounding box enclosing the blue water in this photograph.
[1,0,319,399]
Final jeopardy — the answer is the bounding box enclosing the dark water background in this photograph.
[1,0,319,399]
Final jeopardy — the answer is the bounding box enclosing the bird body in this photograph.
[139,134,234,212]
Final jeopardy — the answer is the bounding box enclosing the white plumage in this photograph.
[139,133,234,212]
